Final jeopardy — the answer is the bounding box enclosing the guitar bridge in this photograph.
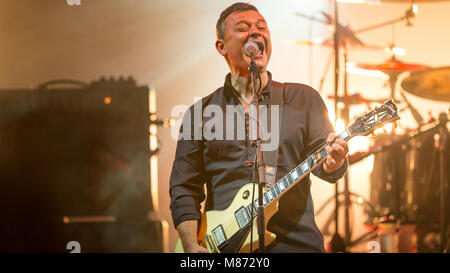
[205,234,218,253]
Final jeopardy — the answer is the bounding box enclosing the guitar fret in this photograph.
[267,190,274,201]
[291,169,299,181]
[301,161,309,173]
[286,174,294,185]
[263,193,269,205]
[270,187,277,198]
[339,130,350,141]
[278,179,285,192]
[295,168,302,178]
[273,184,281,196]
[282,178,289,189]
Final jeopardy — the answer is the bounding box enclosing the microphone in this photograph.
[243,41,259,57]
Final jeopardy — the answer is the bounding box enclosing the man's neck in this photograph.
[230,70,268,100]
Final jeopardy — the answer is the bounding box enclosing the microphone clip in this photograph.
[248,56,258,73]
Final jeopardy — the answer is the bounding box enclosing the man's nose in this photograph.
[248,25,262,39]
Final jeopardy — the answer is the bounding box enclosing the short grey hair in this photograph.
[216,2,259,39]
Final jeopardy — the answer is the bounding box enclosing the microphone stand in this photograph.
[330,0,347,253]
[248,55,267,253]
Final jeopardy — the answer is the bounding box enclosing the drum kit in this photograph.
[296,0,449,252]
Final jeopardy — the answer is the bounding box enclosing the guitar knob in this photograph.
[242,190,250,200]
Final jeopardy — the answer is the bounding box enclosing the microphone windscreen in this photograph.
[243,41,259,57]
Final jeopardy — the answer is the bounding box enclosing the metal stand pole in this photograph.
[330,0,347,252]
[249,56,266,253]
[438,113,448,252]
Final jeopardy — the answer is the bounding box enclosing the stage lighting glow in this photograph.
[348,135,370,155]
[335,118,346,134]
[412,4,419,15]
[392,47,406,56]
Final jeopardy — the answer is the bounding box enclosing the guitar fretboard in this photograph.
[245,129,351,219]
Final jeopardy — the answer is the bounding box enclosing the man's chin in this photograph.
[254,59,267,72]
[257,65,267,74]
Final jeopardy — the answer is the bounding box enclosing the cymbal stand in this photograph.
[342,42,351,246]
[297,4,416,93]
[437,113,448,252]
[385,69,424,127]
[297,2,418,252]
[330,0,347,253]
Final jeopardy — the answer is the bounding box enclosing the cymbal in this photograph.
[401,66,450,102]
[292,40,383,50]
[353,58,428,73]
[294,11,373,49]
[327,93,387,105]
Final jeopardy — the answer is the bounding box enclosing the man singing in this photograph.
[169,2,349,253]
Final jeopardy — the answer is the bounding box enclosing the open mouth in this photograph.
[254,41,264,57]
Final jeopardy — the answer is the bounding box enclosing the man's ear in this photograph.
[215,40,227,56]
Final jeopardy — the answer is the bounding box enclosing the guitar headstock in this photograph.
[348,99,400,137]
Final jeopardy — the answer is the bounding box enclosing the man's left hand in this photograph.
[323,132,349,174]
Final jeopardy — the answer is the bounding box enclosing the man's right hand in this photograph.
[176,220,209,253]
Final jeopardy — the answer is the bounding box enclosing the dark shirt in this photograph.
[169,72,348,252]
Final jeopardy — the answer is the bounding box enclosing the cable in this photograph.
[248,56,263,253]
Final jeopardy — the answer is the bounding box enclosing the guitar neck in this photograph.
[246,129,352,217]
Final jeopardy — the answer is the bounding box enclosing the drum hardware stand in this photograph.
[297,1,419,252]
[351,114,449,252]
[335,4,420,252]
[437,112,448,252]
[342,42,352,248]
[413,112,448,252]
[383,67,424,127]
[296,4,416,94]
[317,191,379,249]
[330,1,366,252]
[329,0,348,253]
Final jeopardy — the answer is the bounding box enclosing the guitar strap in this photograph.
[263,81,285,187]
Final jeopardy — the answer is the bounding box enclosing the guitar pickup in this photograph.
[234,206,250,229]
[211,224,227,249]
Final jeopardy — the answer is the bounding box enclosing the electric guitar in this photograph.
[174,99,400,253]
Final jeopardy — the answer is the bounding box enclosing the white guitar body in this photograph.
[174,183,278,253]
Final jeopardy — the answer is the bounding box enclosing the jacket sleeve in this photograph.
[169,107,206,228]
[304,88,348,183]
